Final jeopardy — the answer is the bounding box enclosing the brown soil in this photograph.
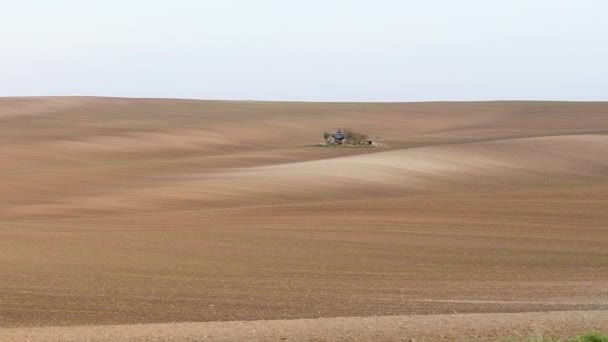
[1,311,607,341]
[1,97,607,339]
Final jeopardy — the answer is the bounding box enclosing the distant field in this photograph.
[1,98,607,339]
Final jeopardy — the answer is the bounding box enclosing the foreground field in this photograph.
[1,311,607,342]
[1,98,607,339]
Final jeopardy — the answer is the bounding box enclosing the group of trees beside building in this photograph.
[323,129,374,146]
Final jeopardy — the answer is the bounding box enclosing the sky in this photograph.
[1,0,607,101]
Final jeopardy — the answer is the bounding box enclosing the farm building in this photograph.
[326,132,346,145]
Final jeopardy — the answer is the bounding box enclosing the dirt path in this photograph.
[2,310,607,341]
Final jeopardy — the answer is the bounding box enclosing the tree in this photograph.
[342,129,368,145]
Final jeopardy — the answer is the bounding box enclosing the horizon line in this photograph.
[2,95,608,104]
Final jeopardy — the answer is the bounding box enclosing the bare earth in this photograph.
[1,311,607,342]
[1,97,607,340]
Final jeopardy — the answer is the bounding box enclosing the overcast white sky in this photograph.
[1,0,607,101]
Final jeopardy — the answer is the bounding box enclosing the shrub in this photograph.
[567,333,608,342]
